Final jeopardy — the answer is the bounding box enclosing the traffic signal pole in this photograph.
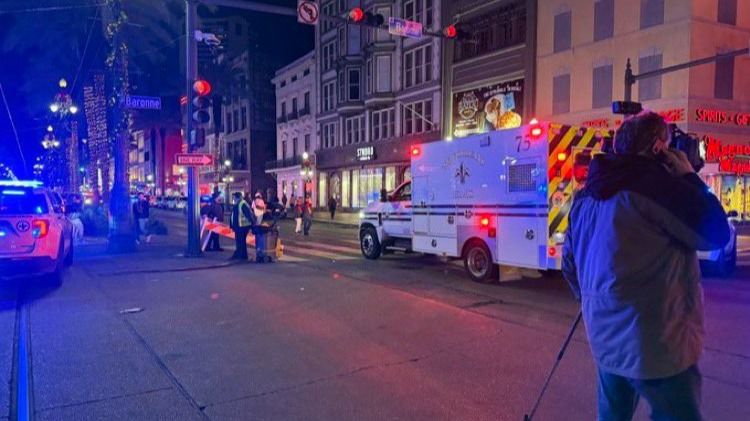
[624,46,749,102]
[185,0,201,257]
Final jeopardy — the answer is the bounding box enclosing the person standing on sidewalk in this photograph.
[229,192,253,261]
[302,195,313,236]
[252,190,266,224]
[281,193,288,209]
[328,196,337,220]
[294,196,303,234]
[206,194,224,251]
[132,193,151,244]
[563,111,729,421]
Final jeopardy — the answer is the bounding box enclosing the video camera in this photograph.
[669,124,704,172]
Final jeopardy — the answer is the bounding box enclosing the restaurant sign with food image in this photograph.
[452,79,524,138]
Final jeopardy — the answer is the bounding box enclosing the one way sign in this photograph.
[175,153,213,167]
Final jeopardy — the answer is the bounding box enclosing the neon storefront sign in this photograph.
[703,136,750,175]
[695,108,750,127]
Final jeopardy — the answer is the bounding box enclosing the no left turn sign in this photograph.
[297,0,319,26]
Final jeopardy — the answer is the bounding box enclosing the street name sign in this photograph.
[176,153,213,167]
[123,95,162,110]
[297,0,319,25]
[388,17,422,39]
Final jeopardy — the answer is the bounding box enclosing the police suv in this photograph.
[0,180,74,283]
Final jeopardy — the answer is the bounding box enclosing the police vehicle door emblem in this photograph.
[16,221,30,232]
[525,229,535,240]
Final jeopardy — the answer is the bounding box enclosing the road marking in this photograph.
[12,302,32,421]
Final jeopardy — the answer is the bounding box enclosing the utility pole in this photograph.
[185,0,201,257]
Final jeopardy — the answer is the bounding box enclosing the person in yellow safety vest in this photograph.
[229,191,254,261]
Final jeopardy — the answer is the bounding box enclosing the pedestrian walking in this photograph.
[562,111,730,421]
[206,194,224,251]
[132,193,151,244]
[229,191,253,261]
[302,195,313,236]
[294,196,303,234]
[281,193,288,208]
[328,196,337,220]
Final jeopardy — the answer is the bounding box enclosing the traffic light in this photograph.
[442,24,470,40]
[348,7,385,27]
[191,79,212,148]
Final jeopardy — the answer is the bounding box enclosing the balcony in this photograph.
[265,155,314,171]
[287,110,299,121]
[276,114,287,124]
[298,107,311,117]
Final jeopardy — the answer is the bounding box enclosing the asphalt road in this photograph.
[1,209,748,420]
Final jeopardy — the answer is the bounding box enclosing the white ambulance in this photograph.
[358,121,609,282]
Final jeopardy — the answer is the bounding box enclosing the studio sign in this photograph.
[357,146,376,161]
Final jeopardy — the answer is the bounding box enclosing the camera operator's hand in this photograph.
[662,149,694,176]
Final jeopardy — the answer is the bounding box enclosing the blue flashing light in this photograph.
[31,228,41,238]
[0,180,43,188]
[0,231,6,237]
[34,206,44,214]
[1,189,27,196]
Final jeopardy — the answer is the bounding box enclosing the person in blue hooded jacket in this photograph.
[563,111,729,421]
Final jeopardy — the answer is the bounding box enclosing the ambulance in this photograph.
[358,121,610,282]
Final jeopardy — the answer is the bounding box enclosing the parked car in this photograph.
[0,180,73,284]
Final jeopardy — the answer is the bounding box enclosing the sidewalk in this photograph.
[312,210,360,227]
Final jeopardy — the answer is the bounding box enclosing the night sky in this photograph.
[0,0,313,179]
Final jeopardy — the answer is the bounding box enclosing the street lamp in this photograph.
[224,159,231,168]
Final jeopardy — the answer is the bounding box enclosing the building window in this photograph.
[345,116,364,145]
[715,56,734,99]
[303,91,310,111]
[322,122,337,148]
[293,137,298,157]
[292,98,298,115]
[280,102,286,118]
[385,167,396,192]
[318,172,327,209]
[233,110,239,131]
[225,112,231,134]
[351,170,359,208]
[403,0,433,27]
[594,0,614,41]
[321,1,335,32]
[282,140,287,159]
[338,26,346,56]
[371,108,395,141]
[592,64,613,109]
[639,53,662,101]
[403,99,433,135]
[291,75,297,83]
[322,81,335,112]
[303,68,310,77]
[304,134,311,152]
[718,0,737,25]
[366,58,373,95]
[454,5,525,61]
[338,72,346,104]
[342,170,350,208]
[280,80,286,88]
[348,68,361,101]
[322,39,337,72]
[552,73,571,114]
[553,11,571,53]
[640,0,664,29]
[240,107,247,130]
[403,44,433,89]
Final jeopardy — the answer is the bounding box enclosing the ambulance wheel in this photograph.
[360,227,381,260]
[464,241,498,283]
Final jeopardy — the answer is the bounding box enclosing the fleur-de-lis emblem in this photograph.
[455,162,470,184]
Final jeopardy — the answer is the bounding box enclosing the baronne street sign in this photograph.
[122,95,162,110]
[175,153,213,167]
[388,17,422,39]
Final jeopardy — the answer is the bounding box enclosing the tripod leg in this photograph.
[523,311,583,421]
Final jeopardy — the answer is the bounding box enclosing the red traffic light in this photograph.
[443,24,457,38]
[349,7,364,23]
[410,146,421,157]
[193,79,212,96]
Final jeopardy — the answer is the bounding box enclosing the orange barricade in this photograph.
[200,218,283,259]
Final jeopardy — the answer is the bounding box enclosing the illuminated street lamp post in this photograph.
[48,78,80,191]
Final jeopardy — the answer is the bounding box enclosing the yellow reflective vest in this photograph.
[232,200,252,228]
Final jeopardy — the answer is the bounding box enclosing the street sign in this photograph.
[297,0,319,25]
[388,17,422,39]
[122,95,162,110]
[176,153,213,167]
